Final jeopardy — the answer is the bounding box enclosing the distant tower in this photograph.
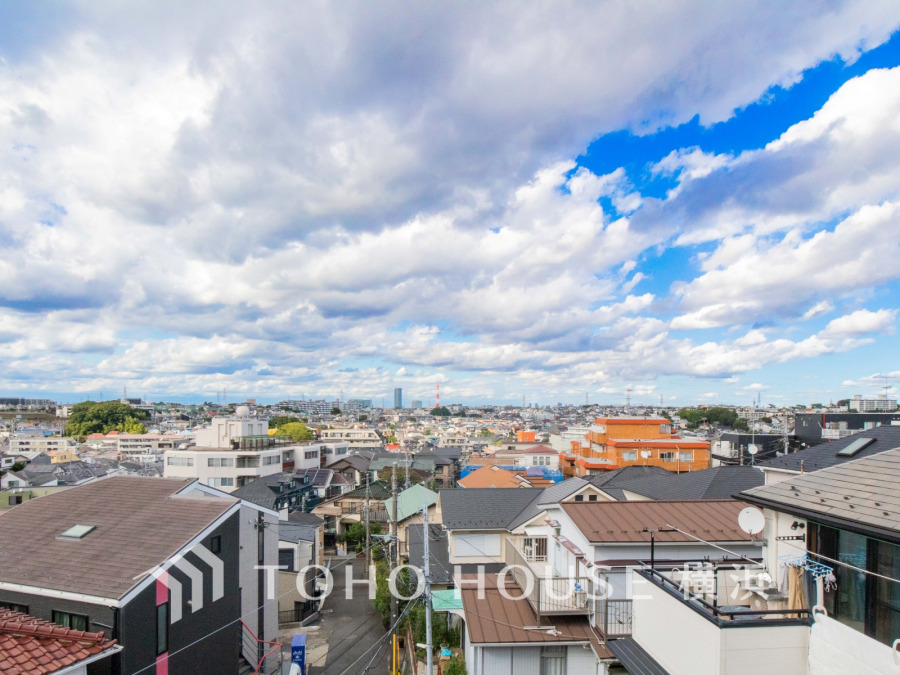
[435,383,440,409]
[625,387,632,409]
[393,388,402,409]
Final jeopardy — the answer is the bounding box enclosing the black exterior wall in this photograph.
[0,510,242,675]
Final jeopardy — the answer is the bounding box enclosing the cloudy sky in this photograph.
[2,2,900,407]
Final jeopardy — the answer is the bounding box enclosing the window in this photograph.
[660,452,675,462]
[305,450,318,460]
[588,494,598,502]
[659,424,671,434]
[279,548,295,570]
[540,645,566,675]
[210,535,222,554]
[207,457,235,467]
[0,602,28,614]
[678,451,693,462]
[574,494,584,502]
[263,455,280,465]
[167,456,193,467]
[156,603,168,655]
[622,451,637,462]
[7,480,19,488]
[208,477,235,487]
[52,610,88,631]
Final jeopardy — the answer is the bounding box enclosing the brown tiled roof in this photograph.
[561,500,751,543]
[0,477,237,600]
[460,575,612,657]
[458,465,531,489]
[522,444,558,455]
[0,608,119,674]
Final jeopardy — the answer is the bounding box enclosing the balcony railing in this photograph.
[638,567,812,626]
[596,597,632,637]
[504,538,591,619]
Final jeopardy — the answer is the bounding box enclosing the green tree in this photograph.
[277,421,316,441]
[429,406,451,417]
[479,428,492,437]
[342,522,382,549]
[268,415,298,429]
[64,401,149,439]
[443,657,467,675]
[11,462,26,472]
[331,407,341,415]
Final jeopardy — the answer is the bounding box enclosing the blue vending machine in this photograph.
[291,634,307,675]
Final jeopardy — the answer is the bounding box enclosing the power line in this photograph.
[131,543,381,675]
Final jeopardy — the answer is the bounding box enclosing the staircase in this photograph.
[240,620,283,675]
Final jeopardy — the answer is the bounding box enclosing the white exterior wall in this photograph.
[465,644,599,675]
[194,417,268,448]
[239,503,279,660]
[163,448,284,492]
[632,569,808,675]
[448,530,508,565]
[9,436,77,453]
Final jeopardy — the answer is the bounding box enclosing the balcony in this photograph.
[630,566,812,675]
[504,538,591,618]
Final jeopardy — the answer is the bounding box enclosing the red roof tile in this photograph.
[0,609,119,675]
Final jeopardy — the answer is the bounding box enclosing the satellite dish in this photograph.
[748,444,759,455]
[738,507,765,535]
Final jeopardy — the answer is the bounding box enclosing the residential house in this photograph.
[312,480,391,541]
[621,446,900,674]
[0,607,122,674]
[384,484,440,556]
[319,427,383,451]
[0,477,271,674]
[323,454,370,488]
[276,520,325,625]
[610,465,765,501]
[231,472,318,518]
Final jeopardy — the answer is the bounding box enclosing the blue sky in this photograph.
[1,3,900,407]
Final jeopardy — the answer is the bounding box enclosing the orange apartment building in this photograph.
[560,417,710,477]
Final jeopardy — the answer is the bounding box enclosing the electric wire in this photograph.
[130,542,381,675]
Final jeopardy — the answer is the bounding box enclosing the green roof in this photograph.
[383,483,438,521]
[431,589,463,611]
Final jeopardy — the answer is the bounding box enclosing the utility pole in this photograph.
[405,449,411,490]
[390,463,399,629]
[365,478,371,568]
[423,503,433,675]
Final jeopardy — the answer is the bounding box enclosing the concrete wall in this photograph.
[631,570,809,675]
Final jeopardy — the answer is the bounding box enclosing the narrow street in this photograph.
[285,557,390,675]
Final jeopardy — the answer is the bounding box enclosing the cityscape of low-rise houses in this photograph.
[1,390,899,673]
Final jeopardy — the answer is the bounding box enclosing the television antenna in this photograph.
[748,444,759,465]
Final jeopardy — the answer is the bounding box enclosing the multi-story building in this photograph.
[393,388,403,409]
[319,426,383,451]
[164,411,337,492]
[559,418,710,477]
[8,434,78,456]
[848,393,897,412]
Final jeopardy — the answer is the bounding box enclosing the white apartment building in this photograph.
[319,426,383,450]
[164,411,351,492]
[849,393,897,412]
[115,433,187,463]
[8,434,78,455]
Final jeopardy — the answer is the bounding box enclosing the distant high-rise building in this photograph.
[411,400,423,409]
[393,388,403,409]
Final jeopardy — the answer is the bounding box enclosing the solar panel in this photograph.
[836,437,876,457]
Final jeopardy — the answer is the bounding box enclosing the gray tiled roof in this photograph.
[407,524,452,584]
[741,447,900,542]
[506,478,591,530]
[760,424,900,473]
[279,521,319,543]
[615,466,764,501]
[439,487,542,530]
[586,465,671,489]
[288,511,325,527]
